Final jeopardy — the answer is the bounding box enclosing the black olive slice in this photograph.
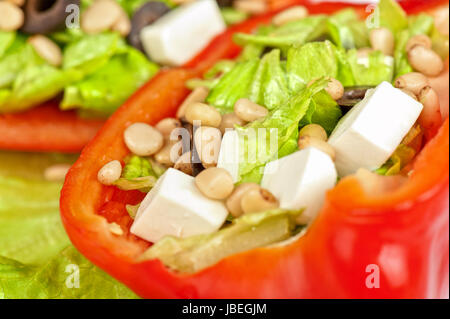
[21,0,80,35]
[181,119,205,177]
[216,0,234,7]
[127,1,170,52]
[337,86,374,107]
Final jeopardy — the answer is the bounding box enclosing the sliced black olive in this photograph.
[127,1,170,52]
[181,119,205,177]
[21,0,80,34]
[337,86,374,107]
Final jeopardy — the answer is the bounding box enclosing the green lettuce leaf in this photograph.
[0,31,15,58]
[327,9,369,49]
[237,78,329,182]
[61,47,158,114]
[377,0,408,34]
[348,50,394,86]
[0,151,139,299]
[140,208,302,273]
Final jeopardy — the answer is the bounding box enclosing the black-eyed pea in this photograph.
[405,34,432,52]
[369,27,394,56]
[0,1,24,31]
[233,0,267,15]
[185,102,222,128]
[155,118,182,139]
[225,183,260,218]
[174,151,193,175]
[28,35,62,67]
[326,78,344,100]
[194,126,222,168]
[81,0,122,34]
[433,6,449,36]
[219,113,247,134]
[418,86,441,129]
[177,86,209,119]
[356,47,375,58]
[44,164,71,182]
[234,98,268,122]
[272,6,308,26]
[7,0,25,6]
[299,124,328,141]
[98,160,122,185]
[241,187,279,214]
[407,45,444,77]
[400,89,418,100]
[298,136,336,160]
[195,167,234,200]
[124,123,164,156]
[112,10,131,37]
[154,140,182,167]
[394,72,430,96]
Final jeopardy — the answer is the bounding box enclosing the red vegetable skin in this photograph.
[0,102,104,153]
[61,0,450,298]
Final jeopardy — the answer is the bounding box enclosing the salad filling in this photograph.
[94,0,448,273]
[0,0,249,116]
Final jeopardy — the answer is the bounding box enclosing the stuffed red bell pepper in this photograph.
[60,0,449,298]
[0,0,252,153]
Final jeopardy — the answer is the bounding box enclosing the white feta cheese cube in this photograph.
[261,148,337,223]
[217,130,240,183]
[328,81,423,176]
[130,168,228,243]
[140,0,226,66]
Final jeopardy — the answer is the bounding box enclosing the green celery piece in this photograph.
[347,50,394,86]
[61,47,158,114]
[0,246,139,299]
[0,31,15,58]
[139,209,302,273]
[249,49,289,110]
[206,58,259,114]
[377,0,408,34]
[63,33,124,76]
[286,41,340,92]
[237,78,329,179]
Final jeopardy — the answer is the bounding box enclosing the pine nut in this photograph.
[28,35,63,67]
[234,98,268,122]
[112,10,131,37]
[108,222,123,236]
[124,123,164,156]
[185,102,222,128]
[219,113,247,134]
[407,45,444,77]
[272,6,308,26]
[299,124,328,141]
[194,126,222,168]
[405,34,432,52]
[154,140,182,167]
[81,0,122,34]
[394,72,430,96]
[233,0,267,15]
[155,118,182,139]
[98,160,122,185]
[44,164,71,182]
[177,87,210,119]
[418,86,441,129]
[195,167,234,200]
[241,187,279,214]
[298,136,336,160]
[326,78,344,100]
[226,183,260,217]
[369,28,394,56]
[0,1,24,31]
[174,151,193,175]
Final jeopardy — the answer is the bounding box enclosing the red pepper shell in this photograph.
[60,0,450,298]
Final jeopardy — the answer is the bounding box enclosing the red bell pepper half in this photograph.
[60,0,450,298]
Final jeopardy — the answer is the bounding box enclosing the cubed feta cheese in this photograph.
[140,0,226,66]
[130,168,228,243]
[217,130,240,183]
[328,81,423,176]
[261,148,337,223]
